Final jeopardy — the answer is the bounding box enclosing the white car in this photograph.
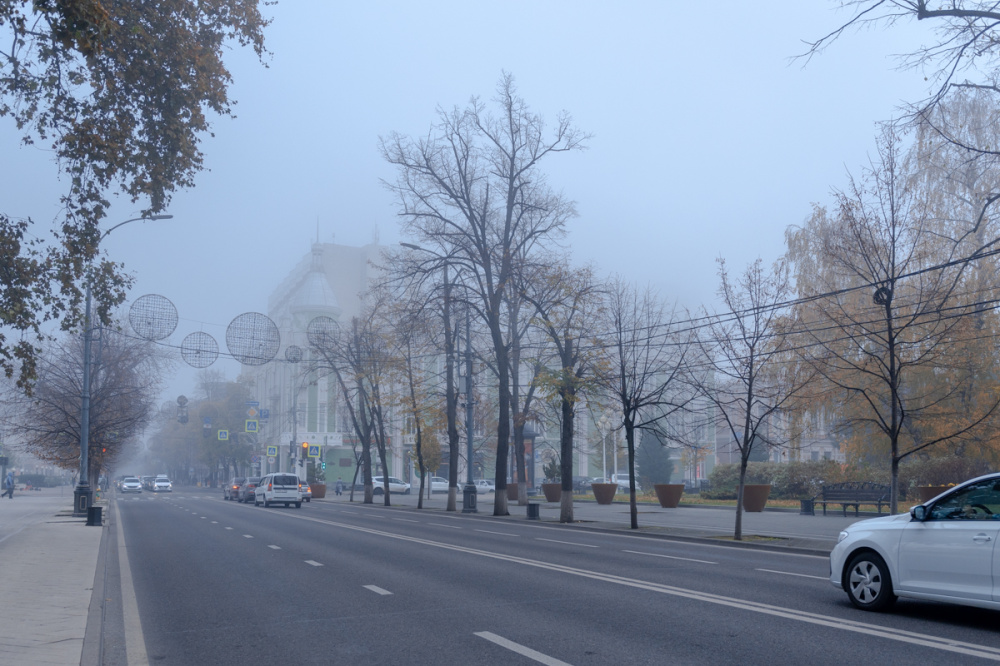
[372,476,410,495]
[152,476,172,492]
[254,473,303,508]
[120,477,142,493]
[830,472,1000,612]
[422,476,449,493]
[612,474,640,493]
[474,479,495,494]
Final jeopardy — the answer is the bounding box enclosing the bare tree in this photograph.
[307,305,395,506]
[806,1,1000,228]
[787,125,1000,512]
[524,262,603,523]
[598,278,691,529]
[381,72,588,515]
[2,326,166,483]
[694,257,808,540]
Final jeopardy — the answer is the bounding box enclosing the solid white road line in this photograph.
[364,585,392,596]
[305,560,323,566]
[756,568,828,581]
[475,632,573,666]
[269,510,1000,662]
[623,550,717,565]
[536,538,599,548]
[116,504,150,666]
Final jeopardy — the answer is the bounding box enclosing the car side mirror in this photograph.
[911,505,928,521]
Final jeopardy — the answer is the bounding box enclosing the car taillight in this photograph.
[268,483,272,490]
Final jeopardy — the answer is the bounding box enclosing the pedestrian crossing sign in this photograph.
[245,420,259,433]
[266,445,278,457]
[218,430,229,441]
[307,444,320,458]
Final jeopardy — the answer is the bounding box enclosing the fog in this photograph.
[0,1,933,401]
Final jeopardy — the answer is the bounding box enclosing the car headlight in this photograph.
[838,530,850,543]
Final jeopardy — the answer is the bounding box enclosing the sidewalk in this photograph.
[316,490,873,555]
[0,490,104,666]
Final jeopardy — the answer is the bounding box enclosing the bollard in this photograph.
[86,505,103,526]
[526,503,540,520]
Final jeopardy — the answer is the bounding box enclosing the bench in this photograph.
[815,482,890,516]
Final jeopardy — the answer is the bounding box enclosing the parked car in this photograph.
[238,477,260,503]
[420,476,449,493]
[152,476,172,492]
[372,476,410,495]
[299,479,312,502]
[474,479,495,494]
[572,476,593,494]
[830,472,1000,612]
[224,477,246,501]
[612,474,640,493]
[120,477,142,493]
[254,473,302,508]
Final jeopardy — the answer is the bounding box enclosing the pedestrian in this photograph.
[335,477,344,496]
[2,471,13,499]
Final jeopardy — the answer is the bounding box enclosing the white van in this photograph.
[254,473,303,508]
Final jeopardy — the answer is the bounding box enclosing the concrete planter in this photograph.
[311,483,327,499]
[653,484,684,508]
[741,484,771,512]
[917,486,949,503]
[591,483,618,505]
[541,483,562,502]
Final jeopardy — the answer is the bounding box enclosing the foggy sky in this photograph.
[0,1,934,402]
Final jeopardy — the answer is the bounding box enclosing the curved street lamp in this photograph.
[75,214,173,517]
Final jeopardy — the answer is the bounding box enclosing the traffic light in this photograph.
[321,461,326,470]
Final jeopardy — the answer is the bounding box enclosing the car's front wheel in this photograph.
[845,551,896,611]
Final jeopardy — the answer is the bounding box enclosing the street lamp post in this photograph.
[74,214,172,517]
[462,309,477,513]
[598,415,608,481]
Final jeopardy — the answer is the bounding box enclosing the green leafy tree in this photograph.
[636,433,674,488]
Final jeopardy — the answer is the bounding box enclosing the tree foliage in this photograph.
[0,1,270,389]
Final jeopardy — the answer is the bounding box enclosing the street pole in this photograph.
[74,213,172,517]
[462,309,477,513]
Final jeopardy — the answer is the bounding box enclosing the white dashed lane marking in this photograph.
[364,585,392,596]
[305,560,323,567]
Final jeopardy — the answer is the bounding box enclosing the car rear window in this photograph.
[247,477,260,484]
[273,475,298,485]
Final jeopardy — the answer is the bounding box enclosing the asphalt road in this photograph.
[102,488,1000,665]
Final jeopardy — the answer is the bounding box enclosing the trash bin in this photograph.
[86,505,103,526]
[799,498,815,516]
[526,503,540,520]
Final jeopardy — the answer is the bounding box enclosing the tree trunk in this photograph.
[559,382,575,523]
[492,339,511,516]
[735,459,748,541]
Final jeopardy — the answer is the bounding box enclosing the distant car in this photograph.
[474,479,495,494]
[153,477,172,492]
[254,473,302,508]
[572,476,593,494]
[830,472,1000,612]
[372,476,410,495]
[299,479,312,502]
[224,477,246,501]
[421,476,449,493]
[238,477,260,503]
[120,477,142,493]
[612,474,640,493]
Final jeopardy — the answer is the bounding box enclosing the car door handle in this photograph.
[972,534,992,543]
